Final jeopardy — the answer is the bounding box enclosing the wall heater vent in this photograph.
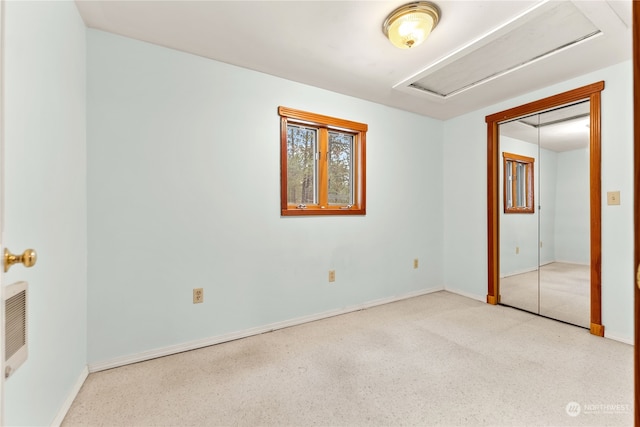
[4,281,28,379]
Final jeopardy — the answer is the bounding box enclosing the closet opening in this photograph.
[486,81,605,336]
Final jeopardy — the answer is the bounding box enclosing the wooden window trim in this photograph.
[502,152,535,214]
[279,106,367,216]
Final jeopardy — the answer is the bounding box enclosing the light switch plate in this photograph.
[607,191,620,206]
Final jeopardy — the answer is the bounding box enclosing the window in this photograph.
[279,107,367,216]
[503,152,534,213]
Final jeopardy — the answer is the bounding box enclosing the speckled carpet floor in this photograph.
[63,291,633,426]
[500,262,590,328]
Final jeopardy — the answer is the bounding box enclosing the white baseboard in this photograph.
[88,286,444,373]
[50,365,88,427]
[604,331,633,345]
[443,287,486,302]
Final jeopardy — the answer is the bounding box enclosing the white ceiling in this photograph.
[74,0,632,120]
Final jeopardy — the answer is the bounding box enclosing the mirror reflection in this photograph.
[498,101,590,328]
[503,152,535,213]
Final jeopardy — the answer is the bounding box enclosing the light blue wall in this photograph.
[3,2,87,425]
[443,61,634,342]
[555,148,590,264]
[86,30,444,364]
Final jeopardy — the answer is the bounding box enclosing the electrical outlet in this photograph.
[516,246,519,254]
[413,258,419,269]
[328,270,335,282]
[193,288,203,304]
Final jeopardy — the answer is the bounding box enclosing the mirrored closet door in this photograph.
[498,101,591,328]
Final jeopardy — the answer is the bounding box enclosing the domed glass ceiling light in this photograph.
[383,2,440,49]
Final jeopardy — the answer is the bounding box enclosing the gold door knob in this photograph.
[4,248,37,273]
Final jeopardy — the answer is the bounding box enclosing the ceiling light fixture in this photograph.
[383,2,440,49]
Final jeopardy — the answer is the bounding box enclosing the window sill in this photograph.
[281,207,366,216]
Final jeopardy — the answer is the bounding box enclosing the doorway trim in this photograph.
[485,81,605,337]
[632,1,639,422]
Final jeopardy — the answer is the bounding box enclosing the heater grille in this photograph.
[6,290,26,361]
[4,281,28,378]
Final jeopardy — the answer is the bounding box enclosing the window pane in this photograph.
[328,131,353,205]
[516,162,526,206]
[506,160,513,208]
[287,125,317,204]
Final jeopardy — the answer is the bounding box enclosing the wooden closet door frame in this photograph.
[485,81,605,336]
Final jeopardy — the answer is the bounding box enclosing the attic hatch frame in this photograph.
[485,80,605,337]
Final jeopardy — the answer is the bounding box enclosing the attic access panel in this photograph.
[408,2,601,99]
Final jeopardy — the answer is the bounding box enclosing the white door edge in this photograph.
[1,0,7,424]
